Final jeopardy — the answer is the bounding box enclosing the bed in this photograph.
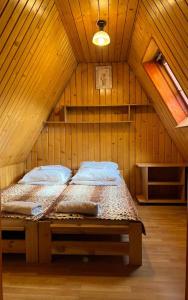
[38,173,145,266]
[1,182,67,263]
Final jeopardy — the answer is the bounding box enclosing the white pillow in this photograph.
[72,168,120,182]
[80,161,118,170]
[18,168,71,185]
[38,165,70,173]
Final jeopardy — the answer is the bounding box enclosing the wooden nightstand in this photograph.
[136,163,186,204]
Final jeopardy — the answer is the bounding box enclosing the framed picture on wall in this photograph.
[96,65,112,89]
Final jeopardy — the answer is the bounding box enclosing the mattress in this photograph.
[44,179,145,232]
[1,184,67,221]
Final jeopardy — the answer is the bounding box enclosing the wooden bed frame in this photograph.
[38,169,143,266]
[1,218,38,263]
[38,219,142,266]
[1,170,142,265]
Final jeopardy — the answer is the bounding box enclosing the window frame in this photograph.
[142,39,188,128]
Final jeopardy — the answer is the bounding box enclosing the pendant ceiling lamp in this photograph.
[92,20,110,46]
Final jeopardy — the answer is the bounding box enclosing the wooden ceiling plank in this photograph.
[0,3,58,135]
[120,0,139,61]
[0,0,46,84]
[0,12,76,162]
[0,6,59,150]
[115,0,129,61]
[0,0,41,69]
[78,0,97,62]
[53,0,139,62]
[0,0,28,52]
[0,0,9,16]
[0,0,76,166]
[17,57,76,164]
[90,0,104,62]
[68,0,91,62]
[165,0,188,37]
[140,2,188,91]
[108,0,118,62]
[154,0,188,53]
[176,0,188,20]
[0,0,19,35]
[0,0,54,114]
[98,0,109,63]
[128,0,188,160]
[55,0,84,61]
[143,0,188,76]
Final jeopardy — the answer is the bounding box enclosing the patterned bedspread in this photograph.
[45,180,144,229]
[1,184,67,221]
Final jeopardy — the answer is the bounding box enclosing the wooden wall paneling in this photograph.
[26,63,184,197]
[129,68,136,194]
[92,64,100,161]
[0,0,77,167]
[75,65,83,165]
[0,162,25,189]
[111,63,118,165]
[87,64,94,161]
[128,0,188,162]
[71,71,77,169]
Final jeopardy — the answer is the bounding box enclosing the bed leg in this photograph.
[25,221,38,264]
[129,223,142,266]
[39,221,51,264]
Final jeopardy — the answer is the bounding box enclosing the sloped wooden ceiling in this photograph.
[128,0,188,161]
[55,0,139,62]
[0,0,77,167]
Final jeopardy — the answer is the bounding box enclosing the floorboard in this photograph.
[2,205,186,300]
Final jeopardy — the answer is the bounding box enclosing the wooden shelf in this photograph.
[45,103,151,125]
[136,163,186,205]
[136,163,187,167]
[137,195,185,204]
[148,181,184,186]
[65,103,150,108]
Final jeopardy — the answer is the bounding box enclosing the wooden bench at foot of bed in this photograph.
[38,220,142,266]
[1,219,38,263]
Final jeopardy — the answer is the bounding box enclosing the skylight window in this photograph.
[155,52,188,107]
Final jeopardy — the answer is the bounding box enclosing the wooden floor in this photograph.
[2,205,187,300]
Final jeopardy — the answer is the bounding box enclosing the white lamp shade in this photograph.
[92,30,110,46]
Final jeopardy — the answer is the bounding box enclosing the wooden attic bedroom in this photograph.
[0,0,187,299]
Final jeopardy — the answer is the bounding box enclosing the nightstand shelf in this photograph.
[136,163,186,204]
